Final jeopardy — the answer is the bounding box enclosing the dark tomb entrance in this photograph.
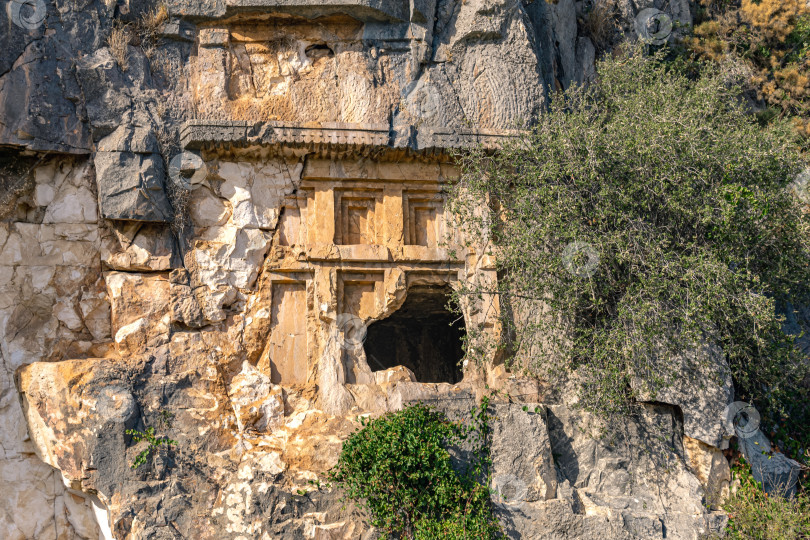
[363,285,465,384]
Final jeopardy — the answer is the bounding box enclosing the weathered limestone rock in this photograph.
[684,436,731,509]
[0,456,102,540]
[17,350,728,540]
[215,160,302,230]
[94,152,174,223]
[229,361,285,432]
[490,405,557,502]
[102,222,181,272]
[169,269,206,328]
[179,157,304,324]
[632,342,734,448]
[105,271,172,357]
[739,429,803,498]
[0,30,92,153]
[398,0,547,130]
[0,160,105,539]
[535,403,726,539]
[75,48,137,140]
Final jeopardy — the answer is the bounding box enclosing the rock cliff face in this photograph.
[0,1,739,539]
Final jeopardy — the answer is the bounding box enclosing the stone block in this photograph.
[102,223,180,272]
[373,365,415,385]
[490,404,557,502]
[97,124,160,153]
[229,361,284,432]
[336,244,390,261]
[104,272,171,334]
[222,0,409,22]
[170,269,205,328]
[199,28,230,47]
[684,436,730,508]
[94,152,174,223]
[632,342,733,448]
[740,430,803,498]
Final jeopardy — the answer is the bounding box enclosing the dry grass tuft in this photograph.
[107,23,131,72]
[741,0,809,42]
[583,0,619,52]
[140,3,168,37]
[136,3,169,59]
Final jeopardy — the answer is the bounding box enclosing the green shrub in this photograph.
[449,45,810,420]
[328,400,503,539]
[723,456,810,539]
[126,410,177,469]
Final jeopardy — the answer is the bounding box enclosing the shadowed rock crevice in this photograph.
[364,285,464,384]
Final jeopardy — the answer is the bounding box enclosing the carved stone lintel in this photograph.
[181,120,521,159]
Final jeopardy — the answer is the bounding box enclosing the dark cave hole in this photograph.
[305,43,335,60]
[363,285,465,384]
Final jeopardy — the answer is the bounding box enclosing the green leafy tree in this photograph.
[449,45,810,420]
[328,400,503,539]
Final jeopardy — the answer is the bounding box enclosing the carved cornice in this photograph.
[181,120,520,160]
[168,0,408,22]
[224,0,408,21]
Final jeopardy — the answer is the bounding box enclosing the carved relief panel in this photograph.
[404,191,443,247]
[267,282,308,383]
[336,190,382,245]
[257,272,314,385]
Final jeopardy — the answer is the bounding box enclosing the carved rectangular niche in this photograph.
[339,272,383,320]
[267,281,308,384]
[336,190,383,245]
[404,192,443,247]
[278,193,308,246]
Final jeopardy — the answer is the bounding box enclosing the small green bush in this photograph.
[328,400,503,539]
[126,423,177,469]
[723,456,810,539]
